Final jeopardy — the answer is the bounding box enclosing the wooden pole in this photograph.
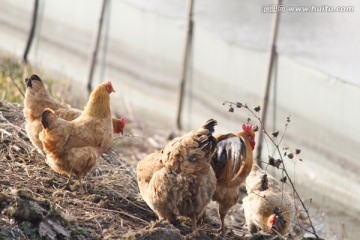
[23,0,39,64]
[255,0,282,166]
[176,0,195,130]
[87,0,108,94]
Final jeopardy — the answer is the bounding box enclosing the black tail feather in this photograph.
[25,74,42,88]
[41,109,53,129]
[30,74,41,81]
[202,119,217,133]
[212,136,246,179]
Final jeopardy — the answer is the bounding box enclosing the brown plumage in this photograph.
[136,119,218,233]
[243,163,295,235]
[23,74,125,151]
[210,124,255,234]
[39,81,115,192]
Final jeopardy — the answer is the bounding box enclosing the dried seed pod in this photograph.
[268,156,276,166]
[287,153,294,159]
[275,159,283,168]
[228,106,234,112]
[272,130,279,137]
[253,125,259,132]
[286,116,291,122]
[244,103,248,108]
[295,149,301,154]
[236,102,242,108]
[254,106,261,112]
[247,117,251,123]
[280,176,287,183]
[261,174,268,191]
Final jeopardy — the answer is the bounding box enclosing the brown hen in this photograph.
[39,81,115,192]
[23,74,125,151]
[136,119,218,233]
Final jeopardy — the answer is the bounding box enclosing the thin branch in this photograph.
[85,205,149,225]
[8,77,25,98]
[263,132,318,237]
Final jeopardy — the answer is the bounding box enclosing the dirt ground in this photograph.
[0,101,319,240]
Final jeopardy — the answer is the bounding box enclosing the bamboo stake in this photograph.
[23,0,39,64]
[255,0,282,166]
[176,0,195,130]
[87,0,108,94]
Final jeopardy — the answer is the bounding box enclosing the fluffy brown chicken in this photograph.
[210,124,255,234]
[136,119,218,232]
[39,81,115,192]
[23,74,125,151]
[243,163,295,235]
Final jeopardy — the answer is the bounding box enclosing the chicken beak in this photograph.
[25,78,32,88]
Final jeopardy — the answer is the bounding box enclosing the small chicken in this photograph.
[136,119,218,232]
[112,117,125,134]
[210,124,255,234]
[243,163,295,235]
[39,81,115,191]
[23,74,125,150]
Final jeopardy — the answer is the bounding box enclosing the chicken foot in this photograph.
[62,172,73,191]
[198,210,207,225]
[78,177,84,194]
[218,216,225,234]
[218,203,232,234]
[191,214,198,234]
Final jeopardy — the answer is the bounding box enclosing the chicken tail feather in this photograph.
[212,136,247,184]
[41,108,56,129]
[25,74,42,88]
[202,119,217,133]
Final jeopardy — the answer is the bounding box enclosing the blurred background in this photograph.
[1,0,359,239]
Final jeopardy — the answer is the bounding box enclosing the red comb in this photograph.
[114,117,125,134]
[270,215,277,226]
[242,124,252,132]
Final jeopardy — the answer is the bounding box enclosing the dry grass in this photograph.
[0,57,26,103]
[0,101,242,239]
[0,56,73,106]
[0,101,319,240]
[0,101,156,239]
[0,101,236,239]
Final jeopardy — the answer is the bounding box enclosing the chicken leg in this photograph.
[192,214,198,234]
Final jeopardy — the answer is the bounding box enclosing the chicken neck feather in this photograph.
[82,83,111,118]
